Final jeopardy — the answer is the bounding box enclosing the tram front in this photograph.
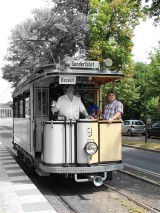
[37,59,124,186]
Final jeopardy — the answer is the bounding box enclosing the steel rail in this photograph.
[103,182,159,213]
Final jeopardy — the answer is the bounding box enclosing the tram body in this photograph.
[12,61,124,186]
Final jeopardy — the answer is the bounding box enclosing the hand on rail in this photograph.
[87,115,95,119]
[107,118,114,123]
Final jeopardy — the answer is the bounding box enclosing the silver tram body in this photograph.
[12,61,124,186]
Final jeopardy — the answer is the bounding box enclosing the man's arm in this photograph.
[81,109,89,118]
[95,109,102,118]
[108,112,122,123]
[107,101,123,123]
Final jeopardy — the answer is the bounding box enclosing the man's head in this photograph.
[84,92,90,103]
[64,85,75,94]
[107,90,116,103]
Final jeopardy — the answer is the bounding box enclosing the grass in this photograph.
[122,141,160,151]
[120,200,145,213]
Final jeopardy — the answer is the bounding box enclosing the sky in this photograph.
[0,1,160,104]
[132,19,160,63]
[0,0,52,104]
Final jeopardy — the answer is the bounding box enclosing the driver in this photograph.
[51,85,89,120]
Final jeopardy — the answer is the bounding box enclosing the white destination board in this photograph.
[70,60,99,69]
[59,76,76,84]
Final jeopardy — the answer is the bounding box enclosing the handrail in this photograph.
[98,120,122,123]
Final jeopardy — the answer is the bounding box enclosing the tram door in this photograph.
[33,81,64,153]
[34,81,50,153]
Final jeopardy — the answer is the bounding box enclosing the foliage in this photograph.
[2,0,145,87]
[102,75,141,120]
[88,0,145,117]
[133,44,160,122]
[0,102,13,108]
[89,0,144,71]
[2,1,89,86]
[144,0,160,24]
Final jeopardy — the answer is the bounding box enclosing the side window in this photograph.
[35,88,49,116]
[19,95,23,118]
[24,91,30,118]
[14,98,18,118]
[135,121,143,125]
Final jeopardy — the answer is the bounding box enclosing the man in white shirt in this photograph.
[52,85,89,120]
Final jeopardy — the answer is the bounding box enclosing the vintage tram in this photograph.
[12,59,124,186]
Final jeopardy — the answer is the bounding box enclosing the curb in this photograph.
[0,139,57,213]
[123,144,160,153]
[119,170,160,187]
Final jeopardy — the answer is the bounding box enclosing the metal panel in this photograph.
[39,162,123,174]
[42,121,76,164]
[99,122,122,162]
[13,118,31,153]
[77,120,98,164]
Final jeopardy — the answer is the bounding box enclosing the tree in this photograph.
[133,44,160,121]
[146,44,160,121]
[89,0,144,117]
[89,0,144,71]
[144,0,160,23]
[2,0,147,118]
[2,1,89,86]
[0,101,13,108]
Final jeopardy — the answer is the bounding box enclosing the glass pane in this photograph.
[25,96,30,118]
[19,99,23,118]
[36,89,48,116]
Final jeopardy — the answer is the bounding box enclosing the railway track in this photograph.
[103,182,159,213]
[41,176,160,213]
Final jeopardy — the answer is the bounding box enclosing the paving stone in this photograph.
[0,140,57,213]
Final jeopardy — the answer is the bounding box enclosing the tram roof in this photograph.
[14,63,125,92]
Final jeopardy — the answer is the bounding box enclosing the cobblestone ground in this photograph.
[43,173,159,213]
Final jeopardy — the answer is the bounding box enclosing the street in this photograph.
[122,146,160,174]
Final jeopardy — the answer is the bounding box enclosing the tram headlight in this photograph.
[84,142,98,155]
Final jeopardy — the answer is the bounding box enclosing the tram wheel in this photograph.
[107,171,113,180]
[60,174,68,185]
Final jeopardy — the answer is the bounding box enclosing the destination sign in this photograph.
[70,60,99,69]
[59,75,76,84]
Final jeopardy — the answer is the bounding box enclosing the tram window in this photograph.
[24,91,30,118]
[35,88,49,116]
[76,90,97,104]
[19,95,23,118]
[14,98,18,118]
